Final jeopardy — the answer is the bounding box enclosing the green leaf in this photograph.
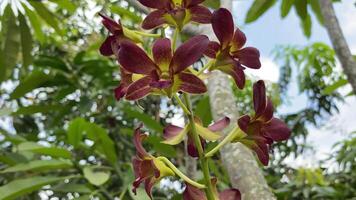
[52,183,92,194]
[301,14,312,38]
[34,55,69,72]
[0,176,67,200]
[123,106,163,133]
[195,96,213,126]
[50,0,77,13]
[29,1,63,35]
[24,7,45,43]
[323,79,348,94]
[129,185,151,200]
[10,71,52,99]
[83,166,110,186]
[245,0,277,23]
[1,159,73,173]
[281,0,295,18]
[67,118,86,148]
[203,0,220,9]
[309,0,324,25]
[294,0,308,19]
[17,142,72,158]
[111,5,142,23]
[146,136,177,157]
[0,8,20,83]
[18,14,33,68]
[85,123,118,164]
[12,104,62,115]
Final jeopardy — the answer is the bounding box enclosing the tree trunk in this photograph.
[319,0,356,94]
[205,1,276,199]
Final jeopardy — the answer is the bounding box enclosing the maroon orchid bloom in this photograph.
[205,8,261,89]
[138,0,212,30]
[118,35,209,100]
[183,179,241,200]
[235,80,291,165]
[163,117,230,157]
[132,124,175,199]
[99,13,142,56]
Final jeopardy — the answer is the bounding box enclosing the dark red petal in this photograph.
[119,41,157,75]
[231,28,246,51]
[183,0,205,7]
[99,35,115,56]
[204,41,220,58]
[253,80,266,117]
[152,38,172,67]
[99,13,123,35]
[178,72,207,94]
[163,124,184,140]
[171,35,209,73]
[144,178,155,200]
[217,62,245,89]
[259,99,274,122]
[183,183,207,200]
[237,115,251,133]
[253,141,269,166]
[208,117,230,132]
[114,84,128,100]
[189,5,212,24]
[233,47,261,69]
[212,8,234,49]
[187,135,199,157]
[219,189,241,200]
[125,76,152,100]
[263,118,291,141]
[138,0,170,9]
[142,10,166,29]
[133,124,149,158]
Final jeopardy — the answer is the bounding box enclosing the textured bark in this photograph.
[319,0,356,94]
[205,1,276,199]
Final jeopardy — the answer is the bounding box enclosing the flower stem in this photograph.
[197,60,214,76]
[173,94,191,115]
[133,31,161,38]
[205,126,246,158]
[157,157,206,189]
[183,93,216,200]
[172,28,179,51]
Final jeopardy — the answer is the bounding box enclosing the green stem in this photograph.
[133,31,161,38]
[205,126,246,158]
[172,28,179,51]
[158,157,206,189]
[173,94,191,115]
[197,60,214,76]
[183,94,216,200]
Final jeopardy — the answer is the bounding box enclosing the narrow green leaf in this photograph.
[24,7,45,43]
[1,159,73,173]
[29,1,63,35]
[18,14,33,68]
[281,0,295,18]
[294,0,308,19]
[83,166,110,186]
[52,183,92,194]
[309,0,324,25]
[34,55,69,72]
[12,104,62,115]
[146,136,177,157]
[0,176,67,200]
[111,5,142,23]
[0,8,20,82]
[245,0,277,23]
[301,14,312,38]
[122,106,163,133]
[17,142,72,158]
[323,79,348,94]
[203,0,220,9]
[10,71,52,99]
[67,118,86,148]
[195,96,213,127]
[50,0,77,13]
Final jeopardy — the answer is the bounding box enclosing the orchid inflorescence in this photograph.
[99,0,291,199]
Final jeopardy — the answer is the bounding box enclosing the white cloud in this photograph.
[245,57,280,82]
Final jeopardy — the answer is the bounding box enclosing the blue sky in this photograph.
[232,0,356,167]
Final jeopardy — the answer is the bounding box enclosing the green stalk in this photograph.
[172,28,179,51]
[133,31,161,38]
[183,93,216,200]
[158,157,206,189]
[173,94,191,115]
[197,60,214,76]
